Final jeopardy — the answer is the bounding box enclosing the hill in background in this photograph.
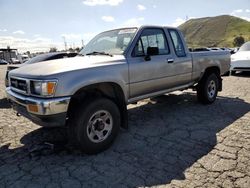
[179,15,250,48]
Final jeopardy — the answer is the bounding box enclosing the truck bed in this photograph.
[191,51,231,81]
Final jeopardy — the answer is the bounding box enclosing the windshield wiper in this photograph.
[86,51,113,57]
[77,53,84,56]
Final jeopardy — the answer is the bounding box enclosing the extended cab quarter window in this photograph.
[133,28,169,57]
[169,29,186,57]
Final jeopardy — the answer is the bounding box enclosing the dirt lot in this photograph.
[0,64,250,188]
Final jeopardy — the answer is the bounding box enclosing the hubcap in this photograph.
[207,80,216,99]
[86,110,113,143]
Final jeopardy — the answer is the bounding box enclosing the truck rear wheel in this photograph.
[68,97,121,154]
[197,73,219,104]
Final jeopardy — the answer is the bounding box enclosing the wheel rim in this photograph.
[86,110,113,143]
[207,80,216,99]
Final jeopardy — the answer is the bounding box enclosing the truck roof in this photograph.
[98,25,179,35]
[138,25,178,30]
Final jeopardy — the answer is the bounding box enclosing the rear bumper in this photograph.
[6,87,71,127]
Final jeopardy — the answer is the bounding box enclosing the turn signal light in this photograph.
[47,82,56,95]
[27,104,38,113]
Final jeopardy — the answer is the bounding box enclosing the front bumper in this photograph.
[6,87,71,127]
[230,60,250,72]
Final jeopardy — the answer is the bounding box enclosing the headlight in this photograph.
[30,80,57,96]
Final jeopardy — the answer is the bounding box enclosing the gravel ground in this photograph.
[0,64,250,188]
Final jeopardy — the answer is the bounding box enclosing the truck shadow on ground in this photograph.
[0,98,11,109]
[1,93,250,187]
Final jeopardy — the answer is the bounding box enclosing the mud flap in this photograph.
[218,77,222,91]
[120,102,128,130]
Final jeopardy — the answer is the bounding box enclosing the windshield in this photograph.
[239,41,250,52]
[79,28,137,56]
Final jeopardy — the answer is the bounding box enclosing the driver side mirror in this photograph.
[144,47,159,61]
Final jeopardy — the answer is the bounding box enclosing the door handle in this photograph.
[167,58,174,63]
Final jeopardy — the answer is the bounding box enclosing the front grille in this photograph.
[10,77,28,93]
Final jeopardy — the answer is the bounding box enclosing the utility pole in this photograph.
[62,36,67,51]
[81,39,84,48]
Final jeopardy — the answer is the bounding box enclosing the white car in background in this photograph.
[230,41,250,74]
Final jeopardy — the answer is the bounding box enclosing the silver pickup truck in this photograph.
[6,26,230,154]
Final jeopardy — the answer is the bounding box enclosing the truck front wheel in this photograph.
[68,97,121,154]
[197,73,219,104]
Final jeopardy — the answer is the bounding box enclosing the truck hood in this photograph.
[10,55,126,77]
[231,51,250,61]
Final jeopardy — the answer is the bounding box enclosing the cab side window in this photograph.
[132,28,169,57]
[169,29,186,57]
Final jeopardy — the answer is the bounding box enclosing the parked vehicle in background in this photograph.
[230,41,250,74]
[208,47,222,51]
[192,47,211,52]
[17,54,30,63]
[5,52,77,86]
[191,47,233,54]
[0,47,18,63]
[0,59,8,65]
[6,26,230,154]
[229,47,239,54]
[10,58,21,64]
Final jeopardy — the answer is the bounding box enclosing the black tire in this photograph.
[231,70,236,75]
[197,73,219,104]
[67,97,120,154]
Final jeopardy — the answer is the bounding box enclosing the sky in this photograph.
[0,0,250,53]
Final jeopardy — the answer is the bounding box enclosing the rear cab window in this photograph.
[168,29,186,57]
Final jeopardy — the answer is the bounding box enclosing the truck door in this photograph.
[127,28,176,98]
